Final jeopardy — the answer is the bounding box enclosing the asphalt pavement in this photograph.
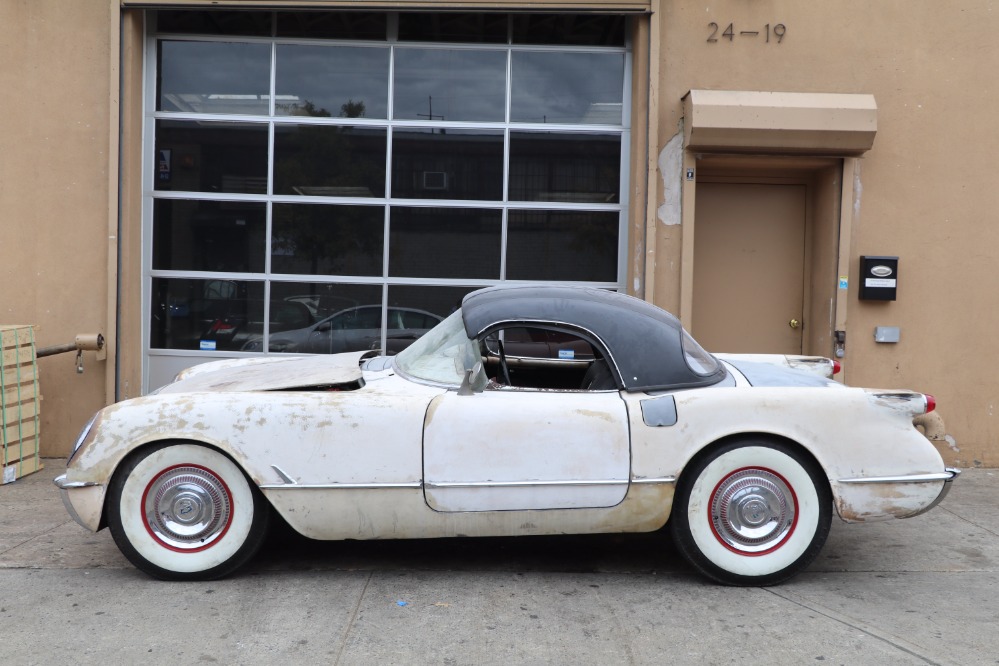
[1,459,997,665]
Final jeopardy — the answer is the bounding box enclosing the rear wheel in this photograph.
[108,442,269,581]
[671,439,831,586]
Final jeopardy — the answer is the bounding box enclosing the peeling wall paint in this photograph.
[656,131,684,227]
[853,160,863,222]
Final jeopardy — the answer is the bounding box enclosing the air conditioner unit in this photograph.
[422,171,448,190]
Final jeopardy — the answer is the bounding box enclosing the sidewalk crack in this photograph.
[334,571,372,666]
[763,586,946,666]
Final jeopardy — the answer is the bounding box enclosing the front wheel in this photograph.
[670,439,831,586]
[108,442,269,581]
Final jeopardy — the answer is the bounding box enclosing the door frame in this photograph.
[680,154,847,363]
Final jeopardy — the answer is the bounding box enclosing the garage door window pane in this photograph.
[276,45,389,119]
[157,11,273,37]
[150,278,265,351]
[276,12,387,40]
[157,41,271,114]
[509,132,621,203]
[271,204,384,276]
[155,120,268,194]
[274,125,386,197]
[511,14,626,46]
[153,199,266,272]
[393,49,506,122]
[389,207,501,279]
[392,129,503,201]
[506,211,618,282]
[253,282,384,354]
[511,52,625,125]
[398,13,508,43]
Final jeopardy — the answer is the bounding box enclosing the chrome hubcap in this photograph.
[144,466,232,550]
[710,468,796,553]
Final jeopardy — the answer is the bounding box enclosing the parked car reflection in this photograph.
[241,305,443,354]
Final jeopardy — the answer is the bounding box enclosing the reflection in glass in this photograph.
[276,45,389,118]
[509,132,621,203]
[398,13,508,43]
[389,207,501,279]
[389,285,478,320]
[154,120,268,194]
[271,204,384,277]
[157,40,271,114]
[506,211,618,282]
[274,125,386,197]
[393,49,506,122]
[511,51,625,125]
[150,278,265,351]
[153,199,266,272]
[388,285,478,356]
[243,282,384,354]
[392,129,503,201]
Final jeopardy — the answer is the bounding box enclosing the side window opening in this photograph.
[481,326,615,391]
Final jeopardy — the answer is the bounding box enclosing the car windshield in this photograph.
[393,310,480,386]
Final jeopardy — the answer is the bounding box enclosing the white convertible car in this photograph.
[56,286,958,585]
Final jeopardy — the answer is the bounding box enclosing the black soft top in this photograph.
[461,285,726,392]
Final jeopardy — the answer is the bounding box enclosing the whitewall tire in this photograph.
[108,443,269,581]
[671,439,831,586]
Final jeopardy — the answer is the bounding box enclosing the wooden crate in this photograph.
[1,325,42,484]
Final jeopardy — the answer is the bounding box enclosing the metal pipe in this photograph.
[36,333,105,358]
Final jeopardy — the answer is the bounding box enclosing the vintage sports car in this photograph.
[56,286,959,585]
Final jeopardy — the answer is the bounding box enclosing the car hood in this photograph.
[154,351,371,394]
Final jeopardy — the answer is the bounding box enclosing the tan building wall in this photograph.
[1,1,995,467]
[0,0,118,456]
[652,1,999,466]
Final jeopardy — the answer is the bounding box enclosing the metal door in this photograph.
[423,389,630,512]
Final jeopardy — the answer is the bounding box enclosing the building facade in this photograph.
[2,0,996,466]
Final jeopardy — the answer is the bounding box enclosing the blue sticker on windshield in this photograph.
[200,340,217,351]
[558,349,575,359]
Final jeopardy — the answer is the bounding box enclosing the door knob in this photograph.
[788,318,800,330]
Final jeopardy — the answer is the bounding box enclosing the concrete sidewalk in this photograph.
[1,459,996,665]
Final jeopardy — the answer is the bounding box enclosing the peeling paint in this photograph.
[656,131,684,227]
[853,161,863,221]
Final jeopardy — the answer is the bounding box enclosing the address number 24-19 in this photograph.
[708,22,786,44]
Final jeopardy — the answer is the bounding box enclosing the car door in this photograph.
[422,387,630,512]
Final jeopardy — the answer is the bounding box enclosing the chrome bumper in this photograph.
[53,474,103,531]
[836,467,960,519]
[920,467,961,515]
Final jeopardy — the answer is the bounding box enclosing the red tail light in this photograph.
[924,394,936,413]
[209,319,237,334]
[832,360,842,375]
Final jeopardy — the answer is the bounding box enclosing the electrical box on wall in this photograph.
[859,256,899,301]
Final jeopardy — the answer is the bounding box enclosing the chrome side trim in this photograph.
[425,479,629,489]
[259,481,422,490]
[837,470,960,484]
[260,478,674,490]
[53,474,99,490]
